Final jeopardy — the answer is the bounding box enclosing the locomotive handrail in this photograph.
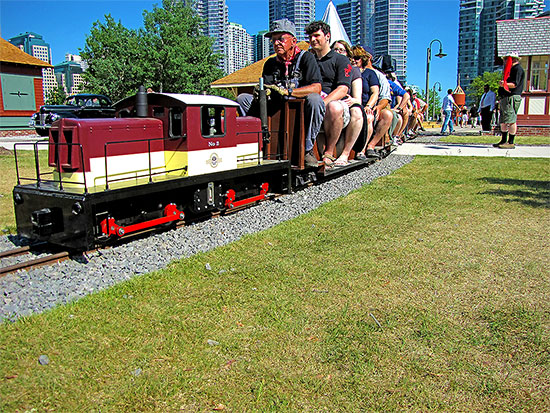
[103,135,187,190]
[13,141,88,192]
[235,130,263,165]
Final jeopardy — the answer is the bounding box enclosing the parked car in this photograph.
[29,94,116,136]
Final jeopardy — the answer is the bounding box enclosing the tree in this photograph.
[420,88,442,121]
[80,2,224,101]
[81,15,147,101]
[467,71,502,104]
[141,0,224,94]
[45,85,67,105]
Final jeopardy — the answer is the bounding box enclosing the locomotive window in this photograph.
[201,106,225,138]
[169,107,183,138]
[152,106,164,117]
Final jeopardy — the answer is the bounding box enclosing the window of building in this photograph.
[530,55,548,92]
[201,106,225,138]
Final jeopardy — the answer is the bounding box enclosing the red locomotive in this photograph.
[12,88,385,250]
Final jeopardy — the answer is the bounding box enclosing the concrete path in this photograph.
[0,135,46,151]
[394,142,550,158]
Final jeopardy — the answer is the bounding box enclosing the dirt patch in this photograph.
[0,147,13,156]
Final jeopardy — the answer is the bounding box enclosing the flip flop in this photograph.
[334,159,350,168]
[322,153,336,167]
[355,152,367,161]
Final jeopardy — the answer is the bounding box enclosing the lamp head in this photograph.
[435,51,447,58]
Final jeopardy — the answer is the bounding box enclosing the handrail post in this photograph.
[104,142,109,190]
[34,142,41,188]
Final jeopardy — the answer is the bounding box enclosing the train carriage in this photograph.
[13,91,291,250]
[12,87,391,250]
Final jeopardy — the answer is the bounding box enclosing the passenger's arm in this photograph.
[396,92,410,111]
[292,83,322,98]
[364,85,379,115]
[323,85,349,105]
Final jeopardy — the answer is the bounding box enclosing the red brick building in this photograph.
[0,37,53,133]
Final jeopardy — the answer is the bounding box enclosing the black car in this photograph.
[29,94,116,136]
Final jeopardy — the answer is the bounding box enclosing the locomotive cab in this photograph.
[13,92,290,250]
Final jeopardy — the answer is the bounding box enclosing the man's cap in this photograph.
[502,51,519,58]
[364,46,375,58]
[264,19,296,38]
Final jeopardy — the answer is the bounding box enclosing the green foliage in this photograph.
[142,0,224,94]
[81,1,224,102]
[420,88,442,120]
[44,85,67,105]
[81,15,146,101]
[467,71,502,104]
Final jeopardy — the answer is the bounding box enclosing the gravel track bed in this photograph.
[0,154,414,322]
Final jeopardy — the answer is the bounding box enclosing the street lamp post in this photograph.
[432,81,442,121]
[425,39,446,121]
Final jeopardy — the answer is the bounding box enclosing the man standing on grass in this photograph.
[494,52,525,149]
[440,89,458,135]
[479,84,496,131]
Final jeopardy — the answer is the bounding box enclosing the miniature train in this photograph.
[12,88,389,250]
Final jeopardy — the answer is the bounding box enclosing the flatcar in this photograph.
[12,87,388,250]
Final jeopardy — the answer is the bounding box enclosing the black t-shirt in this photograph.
[361,68,380,106]
[314,49,352,95]
[262,50,322,89]
[498,63,525,97]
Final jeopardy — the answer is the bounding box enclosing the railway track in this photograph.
[0,246,70,277]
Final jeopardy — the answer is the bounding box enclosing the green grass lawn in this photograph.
[439,134,550,145]
[1,156,549,411]
[0,149,49,234]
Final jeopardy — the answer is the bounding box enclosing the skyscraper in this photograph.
[337,0,408,82]
[188,0,229,72]
[8,32,58,99]
[253,31,271,62]
[458,0,545,95]
[55,55,85,95]
[227,23,253,73]
[269,0,315,42]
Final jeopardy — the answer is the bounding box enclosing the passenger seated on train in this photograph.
[236,19,324,168]
[352,46,392,159]
[305,21,361,168]
[385,71,411,145]
[330,40,365,167]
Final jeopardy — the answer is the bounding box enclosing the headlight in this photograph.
[49,113,60,122]
[30,113,38,120]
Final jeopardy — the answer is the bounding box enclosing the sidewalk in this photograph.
[394,125,550,158]
[0,134,46,151]
[394,142,550,158]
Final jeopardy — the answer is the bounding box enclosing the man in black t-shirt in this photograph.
[236,19,324,167]
[305,21,362,168]
[494,51,525,149]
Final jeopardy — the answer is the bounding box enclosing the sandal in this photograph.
[366,149,380,159]
[334,157,349,167]
[355,152,367,161]
[322,153,336,167]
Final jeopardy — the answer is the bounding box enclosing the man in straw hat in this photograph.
[494,51,524,149]
[236,19,324,167]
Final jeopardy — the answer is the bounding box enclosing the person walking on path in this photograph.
[494,52,525,149]
[440,89,459,135]
[479,84,496,131]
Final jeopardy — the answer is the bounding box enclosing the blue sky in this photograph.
[1,0,548,98]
